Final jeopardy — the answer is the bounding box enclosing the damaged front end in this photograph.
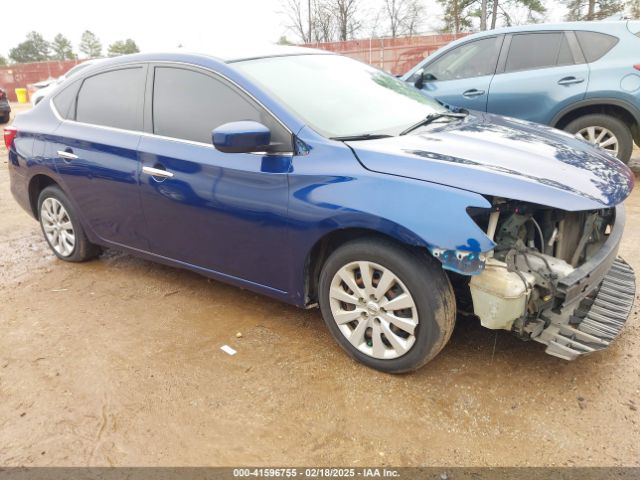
[459,198,635,360]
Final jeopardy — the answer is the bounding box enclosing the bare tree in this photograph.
[404,0,426,34]
[329,0,362,41]
[383,0,426,37]
[312,0,337,42]
[486,0,539,29]
[281,0,312,43]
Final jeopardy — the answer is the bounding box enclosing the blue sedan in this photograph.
[5,47,636,372]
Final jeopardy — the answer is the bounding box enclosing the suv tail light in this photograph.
[4,126,17,150]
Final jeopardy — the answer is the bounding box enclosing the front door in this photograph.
[416,35,504,111]
[137,65,293,291]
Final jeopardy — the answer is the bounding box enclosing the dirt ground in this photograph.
[0,102,639,467]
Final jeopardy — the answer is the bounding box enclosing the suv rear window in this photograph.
[76,67,144,130]
[576,31,618,63]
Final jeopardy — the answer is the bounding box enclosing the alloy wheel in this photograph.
[328,261,418,359]
[575,126,619,157]
[41,197,76,257]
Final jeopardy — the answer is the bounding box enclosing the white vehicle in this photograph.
[31,60,100,105]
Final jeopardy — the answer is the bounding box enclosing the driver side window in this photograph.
[152,66,292,152]
[425,36,502,81]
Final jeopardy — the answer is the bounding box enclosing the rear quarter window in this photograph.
[575,31,619,62]
[52,81,80,120]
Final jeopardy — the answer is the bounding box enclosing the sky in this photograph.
[0,0,569,58]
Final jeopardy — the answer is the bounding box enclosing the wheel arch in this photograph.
[303,227,430,307]
[551,99,640,145]
[28,173,60,219]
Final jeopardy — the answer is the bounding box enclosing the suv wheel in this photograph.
[564,114,633,163]
[318,238,456,373]
[38,185,101,262]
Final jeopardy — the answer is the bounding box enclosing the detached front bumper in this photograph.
[535,258,635,360]
[532,206,636,360]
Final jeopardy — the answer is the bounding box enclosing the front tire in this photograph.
[318,238,456,373]
[564,113,633,163]
[38,185,100,262]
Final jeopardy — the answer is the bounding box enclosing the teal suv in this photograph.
[404,20,640,163]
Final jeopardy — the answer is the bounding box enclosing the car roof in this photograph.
[456,20,630,42]
[60,46,334,84]
[211,44,331,62]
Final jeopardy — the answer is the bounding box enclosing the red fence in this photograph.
[0,60,81,101]
[304,33,468,75]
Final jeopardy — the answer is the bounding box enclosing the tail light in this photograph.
[4,126,17,150]
[0,90,5,100]
[634,64,640,71]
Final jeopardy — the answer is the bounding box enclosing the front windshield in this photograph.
[232,54,445,138]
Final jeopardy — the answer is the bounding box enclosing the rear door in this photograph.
[136,64,292,291]
[487,31,589,124]
[414,35,503,111]
[48,66,148,249]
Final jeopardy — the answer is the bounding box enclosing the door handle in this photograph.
[462,88,485,98]
[57,150,78,160]
[143,165,174,179]
[557,76,584,85]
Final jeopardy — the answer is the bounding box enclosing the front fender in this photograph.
[287,141,495,304]
[290,173,493,252]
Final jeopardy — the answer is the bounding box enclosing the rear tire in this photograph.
[564,113,633,163]
[318,238,456,373]
[37,186,100,262]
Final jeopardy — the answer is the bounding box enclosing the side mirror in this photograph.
[413,68,425,89]
[413,69,436,89]
[212,121,271,154]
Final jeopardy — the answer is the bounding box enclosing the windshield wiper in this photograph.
[399,112,468,136]
[331,134,393,141]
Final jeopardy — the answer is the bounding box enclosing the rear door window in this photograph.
[575,31,619,62]
[75,67,145,131]
[425,36,502,81]
[152,66,291,151]
[505,32,574,73]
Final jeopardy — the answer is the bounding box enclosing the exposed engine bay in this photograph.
[457,197,635,360]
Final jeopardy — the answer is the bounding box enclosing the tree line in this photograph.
[0,31,140,66]
[281,0,640,42]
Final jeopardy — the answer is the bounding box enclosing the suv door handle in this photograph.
[557,76,584,85]
[143,165,174,179]
[462,89,485,98]
[57,150,78,161]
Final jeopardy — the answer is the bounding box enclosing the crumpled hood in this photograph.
[347,112,634,211]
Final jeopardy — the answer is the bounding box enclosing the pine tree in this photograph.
[79,31,102,58]
[107,39,140,57]
[9,31,50,63]
[564,0,624,20]
[51,34,75,60]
